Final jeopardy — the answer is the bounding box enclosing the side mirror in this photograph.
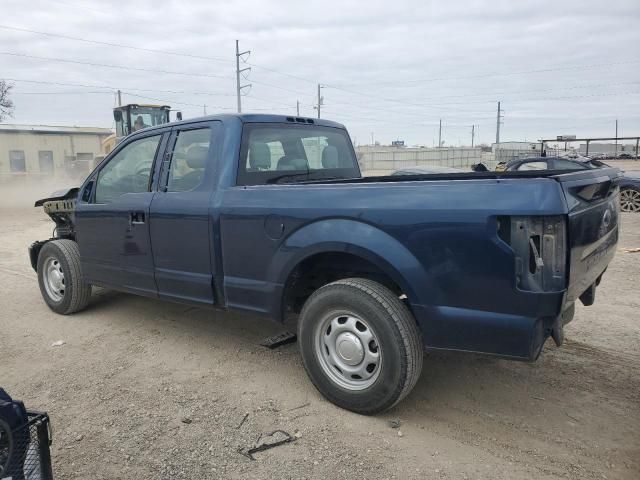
[113,110,123,122]
[176,111,183,121]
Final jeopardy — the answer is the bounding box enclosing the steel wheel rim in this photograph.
[314,310,382,391]
[620,189,640,212]
[43,256,65,302]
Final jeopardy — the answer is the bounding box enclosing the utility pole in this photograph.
[371,132,374,145]
[203,104,207,115]
[235,40,251,113]
[615,119,618,157]
[495,101,504,145]
[471,125,475,148]
[117,89,122,107]
[296,100,300,116]
[438,119,442,148]
[316,84,323,119]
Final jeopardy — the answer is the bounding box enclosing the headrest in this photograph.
[321,145,339,168]
[186,146,208,169]
[249,142,271,169]
[277,156,309,171]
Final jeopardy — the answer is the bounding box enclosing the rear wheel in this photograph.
[37,240,91,314]
[620,187,640,212]
[298,278,423,414]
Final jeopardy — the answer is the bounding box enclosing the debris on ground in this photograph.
[236,412,249,429]
[288,402,310,411]
[180,416,192,424]
[388,419,401,429]
[238,430,297,460]
[260,331,297,349]
[51,340,65,347]
[621,247,640,253]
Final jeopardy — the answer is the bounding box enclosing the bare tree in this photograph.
[0,80,14,121]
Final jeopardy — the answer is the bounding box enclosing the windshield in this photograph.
[236,123,360,185]
[129,107,169,132]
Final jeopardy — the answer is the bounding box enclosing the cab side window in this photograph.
[166,128,212,192]
[94,135,161,203]
[553,159,588,170]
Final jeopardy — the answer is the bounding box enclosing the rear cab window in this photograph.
[236,123,360,185]
[517,161,548,171]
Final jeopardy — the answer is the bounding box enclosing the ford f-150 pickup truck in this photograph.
[29,114,620,414]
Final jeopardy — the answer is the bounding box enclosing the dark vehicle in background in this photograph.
[618,171,640,212]
[502,156,640,212]
[28,115,621,414]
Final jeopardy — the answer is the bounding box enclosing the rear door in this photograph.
[149,121,220,304]
[553,167,621,304]
[75,131,167,295]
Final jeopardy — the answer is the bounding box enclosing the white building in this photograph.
[0,124,112,180]
[492,142,541,163]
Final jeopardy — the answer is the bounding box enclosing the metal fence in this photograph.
[356,147,485,176]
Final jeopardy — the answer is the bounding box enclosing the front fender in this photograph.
[268,218,428,306]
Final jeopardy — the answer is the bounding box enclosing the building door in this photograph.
[9,150,26,172]
[38,151,54,174]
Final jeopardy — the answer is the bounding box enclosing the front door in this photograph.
[149,122,219,304]
[75,132,165,296]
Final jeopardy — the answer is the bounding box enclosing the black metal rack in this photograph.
[1,410,53,480]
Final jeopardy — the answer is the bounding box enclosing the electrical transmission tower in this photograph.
[495,101,504,144]
[235,40,251,113]
[314,84,324,119]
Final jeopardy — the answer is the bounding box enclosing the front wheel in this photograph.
[37,240,92,314]
[298,278,423,414]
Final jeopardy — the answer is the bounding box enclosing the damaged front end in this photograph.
[29,188,79,271]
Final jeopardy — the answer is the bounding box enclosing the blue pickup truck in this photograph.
[29,114,620,414]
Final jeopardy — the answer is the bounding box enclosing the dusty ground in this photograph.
[1,188,639,479]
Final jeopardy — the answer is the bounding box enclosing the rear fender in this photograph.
[269,219,428,307]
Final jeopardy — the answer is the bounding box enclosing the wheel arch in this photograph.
[270,218,428,321]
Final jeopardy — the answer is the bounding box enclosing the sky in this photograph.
[1,0,639,146]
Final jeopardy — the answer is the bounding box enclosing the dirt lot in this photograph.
[1,194,639,479]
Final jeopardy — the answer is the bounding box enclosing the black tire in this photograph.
[298,278,423,414]
[37,239,91,314]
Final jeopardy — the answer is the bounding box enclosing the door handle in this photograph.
[129,211,146,225]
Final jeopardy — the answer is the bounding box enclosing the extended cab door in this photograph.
[149,121,220,304]
[75,131,167,295]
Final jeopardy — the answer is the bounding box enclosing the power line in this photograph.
[0,51,234,80]
[12,91,111,95]
[6,78,301,112]
[0,23,320,86]
[383,80,640,104]
[5,78,236,97]
[335,60,640,87]
[0,24,232,64]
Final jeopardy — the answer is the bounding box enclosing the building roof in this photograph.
[0,124,113,135]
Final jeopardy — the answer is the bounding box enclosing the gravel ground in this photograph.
[1,200,639,479]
